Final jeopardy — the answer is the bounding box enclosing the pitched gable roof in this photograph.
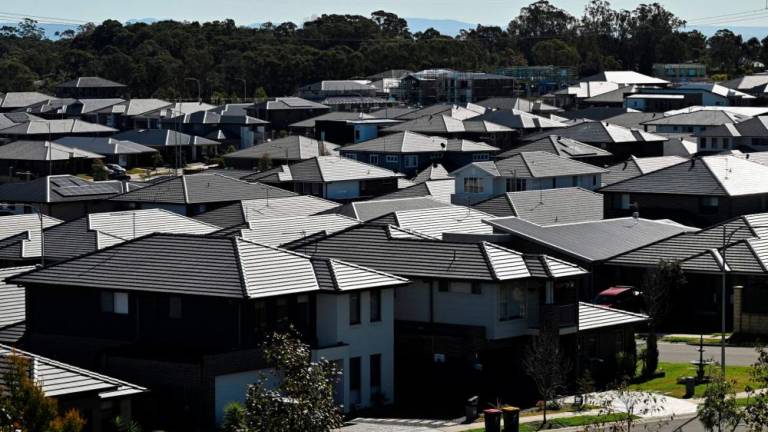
[579,302,648,330]
[54,137,158,156]
[472,187,604,224]
[603,155,688,185]
[290,223,584,281]
[193,195,339,229]
[523,121,667,144]
[370,206,495,239]
[412,163,451,183]
[110,174,296,204]
[474,109,566,130]
[0,175,132,204]
[498,136,612,159]
[0,140,104,161]
[600,155,768,196]
[112,129,219,147]
[223,136,339,161]
[56,76,126,88]
[0,120,117,136]
[476,151,608,179]
[235,215,360,246]
[289,111,375,128]
[0,266,36,329]
[10,234,407,298]
[0,214,61,260]
[244,156,404,183]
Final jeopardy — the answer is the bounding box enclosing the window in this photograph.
[354,129,360,141]
[592,175,597,186]
[571,176,578,187]
[370,354,382,394]
[101,291,129,315]
[712,138,719,148]
[350,357,362,404]
[723,138,731,149]
[404,155,418,168]
[369,154,380,165]
[700,196,720,214]
[430,152,443,160]
[385,155,399,163]
[463,177,484,193]
[614,193,631,210]
[545,282,554,305]
[472,153,489,161]
[700,138,707,149]
[349,292,361,325]
[506,178,527,192]
[169,296,182,319]
[499,284,525,321]
[370,289,381,322]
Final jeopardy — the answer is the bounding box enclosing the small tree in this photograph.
[150,152,163,170]
[91,159,109,181]
[244,329,343,432]
[523,331,571,424]
[589,382,668,432]
[642,260,685,377]
[220,402,245,432]
[0,352,85,432]
[742,346,768,429]
[699,371,741,432]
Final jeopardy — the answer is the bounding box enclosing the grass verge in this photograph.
[629,362,755,398]
[468,413,637,432]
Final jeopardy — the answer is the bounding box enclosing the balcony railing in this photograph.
[528,304,577,330]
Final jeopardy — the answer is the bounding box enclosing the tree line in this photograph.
[0,1,765,101]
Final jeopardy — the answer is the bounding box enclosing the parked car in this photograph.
[593,286,644,312]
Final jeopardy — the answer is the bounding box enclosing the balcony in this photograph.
[528,304,577,330]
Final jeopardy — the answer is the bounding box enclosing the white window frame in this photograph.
[464,177,484,194]
[369,154,380,164]
[385,155,399,163]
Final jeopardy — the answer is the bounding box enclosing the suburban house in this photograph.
[471,187,604,224]
[521,121,669,161]
[160,109,269,150]
[392,103,485,121]
[297,80,394,111]
[483,216,698,297]
[112,129,220,164]
[109,173,296,216]
[330,196,452,222]
[0,343,147,432]
[42,208,220,262]
[339,131,499,176]
[313,117,401,144]
[0,92,57,113]
[0,140,104,178]
[0,175,135,220]
[247,97,330,132]
[288,111,376,136]
[472,109,567,136]
[721,73,768,99]
[625,84,756,111]
[86,98,173,130]
[600,155,768,226]
[54,137,158,168]
[290,222,592,408]
[0,214,61,267]
[475,97,563,115]
[54,76,128,99]
[603,213,768,334]
[396,69,516,105]
[451,151,607,204]
[242,156,404,201]
[695,115,768,153]
[223,136,340,169]
[497,135,613,166]
[11,233,408,430]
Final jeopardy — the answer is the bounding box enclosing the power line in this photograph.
[686,8,767,24]
[0,11,89,25]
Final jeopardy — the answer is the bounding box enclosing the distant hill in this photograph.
[405,18,476,36]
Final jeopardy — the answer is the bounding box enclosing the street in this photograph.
[658,342,759,366]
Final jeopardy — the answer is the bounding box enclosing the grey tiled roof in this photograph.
[343,131,497,154]
[373,179,455,203]
[44,208,219,261]
[257,97,329,111]
[235,215,360,246]
[0,119,117,136]
[0,176,132,204]
[112,129,219,147]
[0,92,55,109]
[605,213,768,274]
[485,217,697,262]
[643,111,750,126]
[291,223,585,281]
[523,120,667,144]
[224,136,339,161]
[0,214,62,260]
[11,233,408,299]
[244,156,404,183]
[193,195,339,229]
[483,151,608,179]
[54,137,157,155]
[56,76,126,88]
[473,188,604,224]
[603,155,688,185]
[498,136,612,159]
[600,155,768,196]
[368,107,417,119]
[370,206,495,239]
[473,109,566,130]
[0,344,146,398]
[0,140,104,161]
[289,111,375,128]
[475,97,562,113]
[412,164,451,183]
[334,196,450,221]
[394,104,484,121]
[602,112,665,129]
[110,174,296,204]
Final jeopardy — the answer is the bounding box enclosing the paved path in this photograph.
[658,341,759,366]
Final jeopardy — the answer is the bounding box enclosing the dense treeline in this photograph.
[0,1,764,100]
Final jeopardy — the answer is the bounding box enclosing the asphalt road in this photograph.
[658,341,759,366]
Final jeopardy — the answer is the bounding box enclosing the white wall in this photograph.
[451,165,499,204]
[394,279,431,321]
[214,368,278,425]
[327,181,361,200]
[314,289,395,411]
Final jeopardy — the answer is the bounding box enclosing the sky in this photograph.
[4,0,768,28]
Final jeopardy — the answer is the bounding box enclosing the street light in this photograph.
[185,77,201,103]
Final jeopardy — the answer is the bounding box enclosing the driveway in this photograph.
[658,341,759,366]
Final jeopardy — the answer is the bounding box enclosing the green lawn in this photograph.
[629,362,755,398]
[467,413,636,432]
